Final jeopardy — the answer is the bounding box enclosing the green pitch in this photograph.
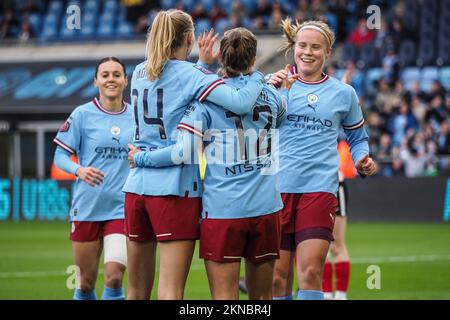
[0,221,449,300]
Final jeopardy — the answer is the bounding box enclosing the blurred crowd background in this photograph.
[1,0,450,178]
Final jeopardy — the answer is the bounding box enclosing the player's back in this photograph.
[200,75,284,218]
[123,60,217,197]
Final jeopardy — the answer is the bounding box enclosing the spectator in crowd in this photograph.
[251,0,272,29]
[209,4,227,26]
[18,20,34,42]
[347,18,375,48]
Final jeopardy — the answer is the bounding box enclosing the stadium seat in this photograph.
[160,0,176,10]
[59,16,78,39]
[48,0,63,14]
[421,67,439,91]
[439,67,450,91]
[84,0,99,12]
[28,13,42,36]
[104,0,118,13]
[116,21,133,37]
[416,40,436,66]
[195,19,212,36]
[340,43,359,68]
[398,40,416,67]
[358,43,379,69]
[218,0,234,15]
[40,13,59,38]
[215,18,231,35]
[365,68,383,93]
[200,0,216,12]
[400,67,421,90]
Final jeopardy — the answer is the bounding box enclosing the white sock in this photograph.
[334,290,348,300]
[324,292,334,300]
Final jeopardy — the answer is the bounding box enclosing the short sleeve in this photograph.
[342,86,365,130]
[180,63,224,102]
[177,101,209,138]
[53,109,82,154]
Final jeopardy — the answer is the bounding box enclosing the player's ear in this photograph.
[124,76,128,88]
[93,77,99,88]
[186,31,194,47]
[250,56,256,68]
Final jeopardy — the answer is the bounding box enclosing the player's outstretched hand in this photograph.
[198,28,219,66]
[128,144,141,169]
[356,154,378,176]
[76,167,105,187]
[268,64,298,89]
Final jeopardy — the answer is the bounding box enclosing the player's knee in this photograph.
[105,271,123,289]
[300,265,322,286]
[272,273,288,292]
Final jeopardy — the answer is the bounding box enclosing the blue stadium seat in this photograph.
[41,13,59,38]
[398,40,416,67]
[440,67,450,90]
[340,43,359,68]
[215,18,231,35]
[85,0,99,12]
[200,0,216,12]
[160,0,176,10]
[401,67,421,90]
[28,13,42,35]
[421,67,439,91]
[104,0,118,13]
[358,43,379,69]
[48,0,63,14]
[80,13,96,37]
[365,68,383,93]
[218,0,233,15]
[195,19,212,36]
[416,40,436,66]
[59,16,78,39]
[116,21,133,37]
[97,16,114,37]
[241,0,256,13]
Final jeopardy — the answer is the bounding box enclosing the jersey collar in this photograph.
[291,66,329,85]
[93,97,128,115]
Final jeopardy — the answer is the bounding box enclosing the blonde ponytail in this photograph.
[145,10,194,81]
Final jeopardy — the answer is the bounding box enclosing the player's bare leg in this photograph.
[126,240,156,300]
[330,216,349,262]
[72,240,102,296]
[245,259,275,300]
[104,262,125,289]
[205,260,241,300]
[296,239,330,299]
[272,250,295,299]
[157,240,195,300]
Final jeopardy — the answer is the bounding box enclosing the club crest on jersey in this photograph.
[59,117,72,132]
[110,125,121,135]
[193,65,214,74]
[307,94,319,112]
[307,94,319,104]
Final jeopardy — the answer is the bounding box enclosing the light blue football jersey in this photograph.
[53,98,134,221]
[278,73,368,195]
[178,75,285,218]
[122,60,263,197]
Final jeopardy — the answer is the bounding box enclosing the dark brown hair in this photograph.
[219,27,257,77]
[95,57,127,78]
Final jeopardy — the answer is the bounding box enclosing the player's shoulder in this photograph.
[71,100,95,116]
[174,60,216,77]
[328,76,356,95]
